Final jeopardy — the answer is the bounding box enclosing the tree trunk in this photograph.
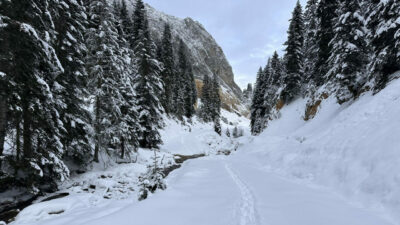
[0,95,7,156]
[120,136,125,159]
[16,120,21,160]
[22,102,32,158]
[93,95,100,163]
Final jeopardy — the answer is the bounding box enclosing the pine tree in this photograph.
[303,0,319,91]
[132,0,145,44]
[118,67,140,158]
[199,75,212,122]
[0,0,69,191]
[86,0,128,161]
[119,0,135,48]
[250,67,267,135]
[328,0,368,103]
[263,59,275,117]
[132,8,164,149]
[111,0,141,158]
[0,12,9,157]
[314,0,339,86]
[199,73,220,128]
[269,51,283,98]
[112,0,123,36]
[243,83,253,101]
[174,43,186,119]
[281,0,304,103]
[211,75,221,134]
[184,65,198,118]
[365,0,382,36]
[369,0,400,92]
[178,40,197,118]
[138,149,166,201]
[160,23,175,114]
[214,119,222,135]
[52,0,93,166]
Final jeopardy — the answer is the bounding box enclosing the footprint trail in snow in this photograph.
[225,163,260,225]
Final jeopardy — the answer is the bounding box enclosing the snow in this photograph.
[242,78,400,224]
[19,23,39,39]
[9,79,400,224]
[10,112,243,225]
[13,156,394,225]
[160,111,246,155]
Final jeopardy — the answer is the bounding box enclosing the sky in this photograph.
[145,0,307,89]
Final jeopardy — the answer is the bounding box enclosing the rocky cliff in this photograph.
[144,4,242,99]
[123,2,246,114]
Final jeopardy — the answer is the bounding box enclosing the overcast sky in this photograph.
[145,0,307,89]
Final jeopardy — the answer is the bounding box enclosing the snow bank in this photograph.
[244,79,400,223]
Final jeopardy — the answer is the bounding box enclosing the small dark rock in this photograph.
[76,170,86,174]
[48,210,65,215]
[89,185,96,189]
[41,193,69,202]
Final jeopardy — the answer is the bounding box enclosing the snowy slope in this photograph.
[244,78,400,223]
[8,111,245,225]
[9,80,400,225]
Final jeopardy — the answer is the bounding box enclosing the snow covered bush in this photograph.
[138,150,166,201]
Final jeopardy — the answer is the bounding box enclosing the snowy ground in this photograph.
[8,110,245,225]
[9,79,400,225]
[11,153,395,225]
[244,78,400,224]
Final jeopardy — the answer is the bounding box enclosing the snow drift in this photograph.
[246,78,400,223]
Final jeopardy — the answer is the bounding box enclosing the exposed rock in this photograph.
[145,4,242,97]
[121,1,248,114]
[195,79,246,114]
[47,210,65,215]
[304,93,329,121]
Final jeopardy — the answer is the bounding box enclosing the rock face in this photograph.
[144,4,243,100]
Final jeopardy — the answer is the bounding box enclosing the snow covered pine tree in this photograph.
[327,0,368,103]
[0,0,69,192]
[281,0,304,104]
[132,0,164,149]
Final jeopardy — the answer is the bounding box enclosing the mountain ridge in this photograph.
[144,4,242,99]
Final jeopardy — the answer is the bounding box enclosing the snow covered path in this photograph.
[17,153,395,225]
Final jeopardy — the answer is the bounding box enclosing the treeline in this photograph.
[0,0,220,193]
[251,0,400,135]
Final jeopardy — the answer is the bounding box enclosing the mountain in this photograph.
[142,4,246,114]
[145,5,240,94]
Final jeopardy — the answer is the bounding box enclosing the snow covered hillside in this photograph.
[8,80,400,225]
[9,96,399,225]
[7,110,247,225]
[244,78,400,223]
